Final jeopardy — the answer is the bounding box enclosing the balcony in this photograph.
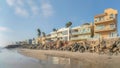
[95,27,116,33]
[94,18,116,25]
[72,31,91,35]
[71,37,80,40]
[71,36,91,41]
[72,32,80,35]
[46,36,51,39]
[51,35,57,38]
[58,34,63,37]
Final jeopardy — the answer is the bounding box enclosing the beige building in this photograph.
[94,8,118,39]
[71,23,93,41]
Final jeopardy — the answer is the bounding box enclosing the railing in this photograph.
[95,27,116,32]
[94,18,116,24]
[72,31,91,35]
[71,36,91,40]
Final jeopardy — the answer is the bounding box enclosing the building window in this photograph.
[110,14,115,19]
[62,30,68,35]
[63,37,68,41]
[110,24,115,29]
[95,18,99,22]
[109,32,117,37]
[87,28,91,32]
[94,34,100,38]
[82,29,86,33]
[95,17,104,22]
[99,17,104,21]
[79,28,90,34]
[94,18,98,22]
[80,29,82,33]
[96,25,105,30]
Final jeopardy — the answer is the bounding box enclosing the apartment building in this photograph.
[94,8,118,39]
[71,23,93,41]
[49,28,70,41]
[46,23,93,41]
[46,34,51,40]
[46,8,118,41]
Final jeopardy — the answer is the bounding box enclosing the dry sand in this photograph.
[19,49,120,68]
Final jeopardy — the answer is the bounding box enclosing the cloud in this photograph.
[6,0,54,18]
[41,1,54,17]
[6,0,24,6]
[28,0,39,15]
[6,0,15,6]
[6,0,29,17]
[15,7,29,17]
[0,26,10,32]
[17,0,24,6]
[31,6,39,15]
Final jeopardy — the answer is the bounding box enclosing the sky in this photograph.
[0,0,120,47]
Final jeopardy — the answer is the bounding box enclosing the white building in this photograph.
[46,23,93,41]
[50,27,70,41]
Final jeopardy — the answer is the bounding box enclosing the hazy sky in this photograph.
[0,0,120,47]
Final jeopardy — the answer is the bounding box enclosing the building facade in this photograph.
[94,8,118,39]
[71,23,93,41]
[50,28,70,41]
[46,8,118,41]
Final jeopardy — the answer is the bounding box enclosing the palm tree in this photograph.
[82,23,90,25]
[53,28,57,32]
[37,28,41,37]
[65,21,72,41]
[42,32,46,37]
[37,28,41,44]
[65,21,72,28]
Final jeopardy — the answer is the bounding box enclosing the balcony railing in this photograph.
[71,36,91,40]
[51,35,57,38]
[72,31,91,35]
[58,34,63,37]
[95,27,116,32]
[94,18,116,24]
[46,36,51,39]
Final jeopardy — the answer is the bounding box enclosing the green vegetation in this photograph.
[42,32,46,37]
[65,21,72,28]
[37,28,41,37]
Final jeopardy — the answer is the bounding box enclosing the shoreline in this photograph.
[19,49,120,61]
[19,49,120,68]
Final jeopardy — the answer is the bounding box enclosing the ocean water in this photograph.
[3,48,116,68]
[0,48,83,68]
[1,48,120,68]
[0,49,43,68]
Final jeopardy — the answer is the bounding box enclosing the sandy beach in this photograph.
[19,49,120,68]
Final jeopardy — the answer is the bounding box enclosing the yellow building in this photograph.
[71,23,93,41]
[94,8,118,39]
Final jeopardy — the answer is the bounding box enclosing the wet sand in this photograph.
[19,49,120,68]
[0,49,45,68]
